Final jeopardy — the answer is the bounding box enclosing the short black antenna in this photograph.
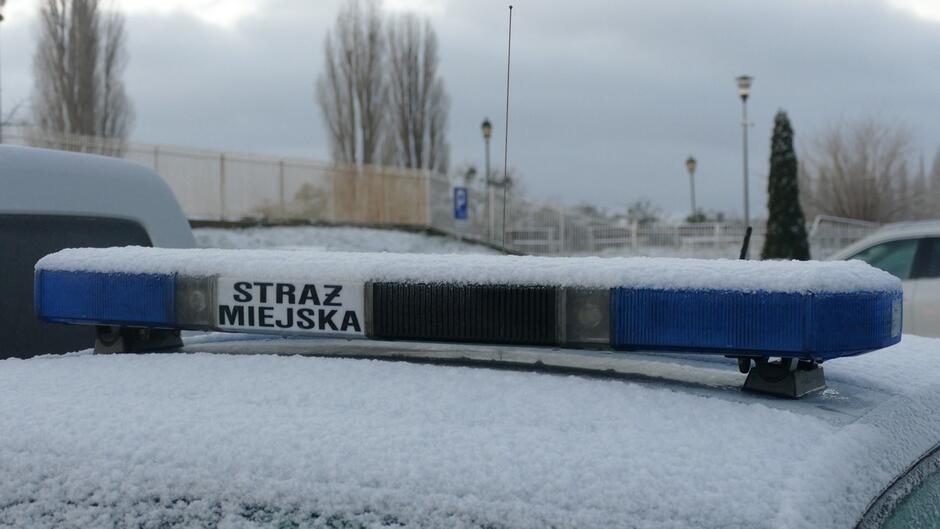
[739,226,753,260]
[501,4,513,247]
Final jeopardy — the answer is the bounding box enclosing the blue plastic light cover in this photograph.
[610,288,902,360]
[35,269,176,327]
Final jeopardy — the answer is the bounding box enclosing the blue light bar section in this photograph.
[610,288,901,360]
[807,291,902,356]
[35,270,176,327]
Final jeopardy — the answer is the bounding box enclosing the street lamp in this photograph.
[0,0,7,144]
[481,118,493,240]
[736,75,753,232]
[685,156,697,218]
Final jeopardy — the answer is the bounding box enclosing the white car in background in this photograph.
[0,146,194,359]
[830,220,940,337]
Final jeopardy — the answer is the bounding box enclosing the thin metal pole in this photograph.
[219,153,226,220]
[485,136,493,240]
[689,170,696,216]
[739,226,753,260]
[278,159,286,216]
[742,99,750,230]
[0,11,5,144]
[501,5,513,247]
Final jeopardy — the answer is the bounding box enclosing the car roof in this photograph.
[830,219,940,260]
[875,219,940,235]
[2,336,938,529]
[0,145,194,248]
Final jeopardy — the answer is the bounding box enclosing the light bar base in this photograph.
[742,359,826,399]
[94,326,182,354]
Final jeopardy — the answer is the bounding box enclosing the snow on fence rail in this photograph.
[6,128,876,258]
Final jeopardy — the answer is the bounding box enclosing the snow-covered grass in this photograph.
[195,225,498,254]
[2,337,940,528]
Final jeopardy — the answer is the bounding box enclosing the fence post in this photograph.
[381,168,388,225]
[424,172,432,229]
[714,223,721,249]
[330,167,338,224]
[631,221,639,251]
[219,153,226,221]
[558,207,566,255]
[278,159,286,218]
[587,222,596,254]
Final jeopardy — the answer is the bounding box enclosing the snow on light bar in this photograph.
[34,247,903,361]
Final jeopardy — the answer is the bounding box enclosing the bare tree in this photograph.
[31,0,133,154]
[799,118,919,223]
[911,155,931,219]
[930,149,940,193]
[385,13,449,174]
[924,148,940,219]
[316,0,385,166]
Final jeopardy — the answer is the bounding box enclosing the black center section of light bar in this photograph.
[370,283,558,345]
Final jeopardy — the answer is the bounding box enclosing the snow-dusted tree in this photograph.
[316,0,386,165]
[763,112,810,260]
[31,0,133,153]
[385,13,449,174]
[925,148,940,219]
[908,156,930,219]
[930,149,940,193]
[799,118,916,223]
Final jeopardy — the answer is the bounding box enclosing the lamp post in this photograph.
[481,118,493,240]
[685,156,697,219]
[0,0,6,144]
[736,75,753,231]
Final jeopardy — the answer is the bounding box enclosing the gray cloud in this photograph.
[3,0,939,217]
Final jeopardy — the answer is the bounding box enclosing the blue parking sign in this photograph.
[454,187,469,220]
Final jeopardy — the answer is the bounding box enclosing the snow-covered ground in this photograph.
[195,225,498,254]
[2,336,940,528]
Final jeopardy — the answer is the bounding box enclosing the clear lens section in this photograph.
[174,275,215,329]
[560,288,610,347]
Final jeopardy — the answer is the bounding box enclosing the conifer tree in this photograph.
[762,111,810,260]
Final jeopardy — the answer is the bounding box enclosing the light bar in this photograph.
[34,248,903,363]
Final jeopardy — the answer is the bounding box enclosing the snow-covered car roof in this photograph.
[2,336,939,529]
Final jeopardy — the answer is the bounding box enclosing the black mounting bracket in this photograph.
[94,325,183,354]
[741,357,826,399]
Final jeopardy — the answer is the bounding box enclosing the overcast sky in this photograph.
[3,0,940,217]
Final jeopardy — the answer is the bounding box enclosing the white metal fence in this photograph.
[7,127,878,258]
[429,181,877,258]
